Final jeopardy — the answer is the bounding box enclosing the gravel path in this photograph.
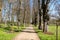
[13,25,40,40]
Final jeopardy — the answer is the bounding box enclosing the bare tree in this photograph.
[16,0,21,29]
[38,0,42,29]
[32,0,38,26]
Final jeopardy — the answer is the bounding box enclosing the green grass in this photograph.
[34,25,60,40]
[0,28,17,40]
[0,24,26,40]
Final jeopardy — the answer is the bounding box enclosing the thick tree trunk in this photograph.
[43,21,47,32]
[43,11,48,32]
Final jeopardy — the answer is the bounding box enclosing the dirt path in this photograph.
[13,25,40,40]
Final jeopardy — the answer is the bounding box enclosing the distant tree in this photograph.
[16,0,21,29]
[32,0,38,26]
[55,4,60,21]
[54,3,60,40]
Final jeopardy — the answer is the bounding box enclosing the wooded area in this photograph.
[0,0,60,40]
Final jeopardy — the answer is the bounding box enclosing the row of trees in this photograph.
[32,0,50,32]
[0,0,31,31]
[0,0,60,32]
[33,0,60,33]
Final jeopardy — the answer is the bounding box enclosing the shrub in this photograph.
[0,24,5,28]
[4,27,11,31]
[14,29,20,32]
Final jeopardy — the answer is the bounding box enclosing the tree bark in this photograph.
[38,0,42,29]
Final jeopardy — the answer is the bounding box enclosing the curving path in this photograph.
[13,25,40,40]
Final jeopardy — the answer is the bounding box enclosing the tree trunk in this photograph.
[56,22,58,40]
[43,21,47,32]
[38,0,42,29]
[34,12,37,26]
[38,13,42,29]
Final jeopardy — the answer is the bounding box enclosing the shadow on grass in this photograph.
[2,27,25,33]
[20,28,42,33]
[34,28,43,33]
[33,27,54,36]
[21,30,38,33]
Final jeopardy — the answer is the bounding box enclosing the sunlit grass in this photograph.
[0,24,26,40]
[34,25,60,40]
[0,28,17,40]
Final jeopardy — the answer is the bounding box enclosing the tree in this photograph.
[0,0,2,23]
[25,0,30,24]
[38,0,42,29]
[23,0,26,26]
[16,0,21,29]
[42,0,50,32]
[55,4,60,21]
[32,0,38,26]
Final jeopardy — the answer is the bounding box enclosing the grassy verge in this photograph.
[34,25,60,40]
[0,29,17,40]
[0,24,26,40]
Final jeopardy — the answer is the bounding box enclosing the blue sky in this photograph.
[30,0,33,9]
[2,0,60,17]
[30,0,60,15]
[49,0,60,15]
[1,0,60,21]
[30,0,33,7]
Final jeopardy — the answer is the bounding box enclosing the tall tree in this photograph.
[38,0,42,29]
[0,0,2,23]
[24,0,30,24]
[23,0,26,26]
[42,0,50,32]
[32,0,38,26]
[17,0,21,29]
